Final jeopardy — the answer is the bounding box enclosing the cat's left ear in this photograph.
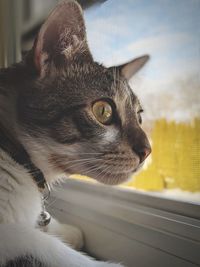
[117,55,150,80]
[32,0,93,75]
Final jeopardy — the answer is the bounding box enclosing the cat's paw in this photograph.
[45,218,84,250]
[60,223,84,250]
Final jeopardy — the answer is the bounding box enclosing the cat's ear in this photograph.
[33,0,93,75]
[117,55,150,80]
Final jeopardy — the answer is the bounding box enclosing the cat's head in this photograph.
[17,0,151,185]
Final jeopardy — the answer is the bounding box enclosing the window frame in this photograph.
[49,179,200,267]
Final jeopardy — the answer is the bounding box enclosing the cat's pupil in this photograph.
[92,101,112,125]
[138,113,142,124]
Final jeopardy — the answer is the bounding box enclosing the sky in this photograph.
[84,0,200,122]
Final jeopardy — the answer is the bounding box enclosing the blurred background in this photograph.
[0,0,199,202]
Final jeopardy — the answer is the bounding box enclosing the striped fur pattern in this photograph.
[0,0,150,266]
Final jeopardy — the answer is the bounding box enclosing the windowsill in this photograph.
[48,179,200,267]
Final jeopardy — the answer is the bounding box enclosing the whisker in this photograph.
[51,158,104,172]
[63,159,104,172]
[52,156,102,165]
[65,158,112,178]
[73,152,103,155]
[63,156,115,173]
[92,164,112,181]
[65,159,106,174]
[82,163,108,175]
[98,165,112,183]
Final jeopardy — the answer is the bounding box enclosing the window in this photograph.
[70,0,200,204]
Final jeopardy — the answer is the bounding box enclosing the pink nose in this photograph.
[137,146,151,163]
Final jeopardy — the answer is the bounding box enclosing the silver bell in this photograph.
[38,210,51,226]
[37,182,51,227]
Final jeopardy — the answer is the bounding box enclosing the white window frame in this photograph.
[48,179,200,267]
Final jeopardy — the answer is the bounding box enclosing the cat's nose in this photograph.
[137,145,151,163]
[128,127,151,163]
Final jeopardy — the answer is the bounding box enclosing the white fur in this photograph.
[102,128,118,144]
[0,149,124,266]
[43,217,84,250]
[18,135,66,183]
[0,150,41,225]
[18,134,80,183]
[0,224,123,267]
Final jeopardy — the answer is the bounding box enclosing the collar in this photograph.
[0,125,46,189]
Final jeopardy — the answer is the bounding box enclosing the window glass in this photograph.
[73,0,200,204]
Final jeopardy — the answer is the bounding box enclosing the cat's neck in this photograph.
[0,66,46,189]
[0,123,46,189]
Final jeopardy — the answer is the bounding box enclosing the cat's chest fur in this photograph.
[0,149,41,226]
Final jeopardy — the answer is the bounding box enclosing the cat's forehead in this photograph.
[39,62,140,118]
[58,63,138,104]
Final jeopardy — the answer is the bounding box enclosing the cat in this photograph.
[0,0,151,266]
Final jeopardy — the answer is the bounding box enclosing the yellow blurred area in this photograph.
[71,118,200,192]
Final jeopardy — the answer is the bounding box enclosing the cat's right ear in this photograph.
[32,0,93,76]
[117,55,150,80]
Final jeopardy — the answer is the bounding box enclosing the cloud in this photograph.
[103,32,194,63]
[127,33,191,54]
[130,72,200,122]
[84,0,200,122]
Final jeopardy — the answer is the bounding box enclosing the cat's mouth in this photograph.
[77,162,142,185]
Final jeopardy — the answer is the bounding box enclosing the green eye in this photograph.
[92,101,113,125]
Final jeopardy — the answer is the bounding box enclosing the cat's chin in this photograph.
[53,156,141,186]
[90,172,131,186]
[86,165,143,186]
